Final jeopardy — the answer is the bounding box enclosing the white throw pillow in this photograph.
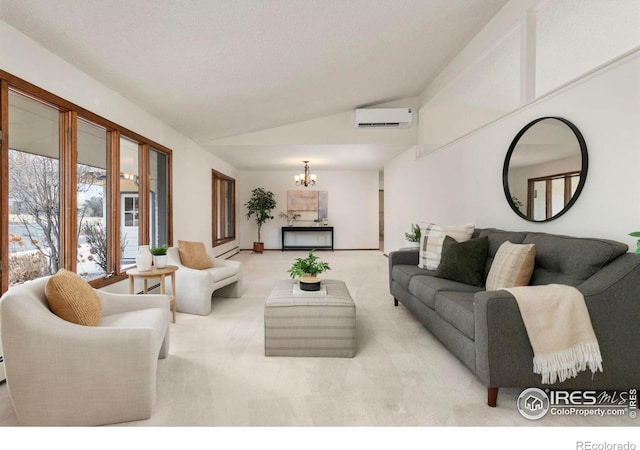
[486,241,536,291]
[418,223,475,270]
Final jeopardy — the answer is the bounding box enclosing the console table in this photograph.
[282,226,334,251]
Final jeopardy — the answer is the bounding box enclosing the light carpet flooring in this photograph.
[0,250,634,427]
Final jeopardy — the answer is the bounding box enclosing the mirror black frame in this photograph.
[502,116,588,222]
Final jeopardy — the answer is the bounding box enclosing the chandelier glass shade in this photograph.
[294,160,317,187]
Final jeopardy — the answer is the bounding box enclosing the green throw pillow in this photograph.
[434,235,489,287]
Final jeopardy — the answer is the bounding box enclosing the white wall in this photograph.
[238,170,379,250]
[0,20,238,260]
[385,51,640,254]
[171,138,238,257]
[209,97,419,148]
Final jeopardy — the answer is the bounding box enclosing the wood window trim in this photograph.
[0,69,173,155]
[0,71,173,293]
[211,169,236,247]
[90,130,126,289]
[147,147,172,249]
[527,170,581,220]
[165,150,173,247]
[138,143,150,246]
[60,110,77,271]
[0,80,9,291]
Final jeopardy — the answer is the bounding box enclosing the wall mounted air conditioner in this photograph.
[355,107,413,128]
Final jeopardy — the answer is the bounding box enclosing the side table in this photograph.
[126,265,178,323]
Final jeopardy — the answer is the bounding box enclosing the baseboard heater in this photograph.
[217,246,240,259]
[137,283,161,295]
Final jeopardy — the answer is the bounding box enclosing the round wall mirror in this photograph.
[502,117,588,222]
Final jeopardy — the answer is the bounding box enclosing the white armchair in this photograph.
[166,247,243,316]
[0,276,170,426]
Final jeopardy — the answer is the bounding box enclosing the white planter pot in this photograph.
[407,241,420,249]
[153,254,167,269]
[136,245,152,271]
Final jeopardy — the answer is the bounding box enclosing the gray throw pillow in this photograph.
[434,235,489,287]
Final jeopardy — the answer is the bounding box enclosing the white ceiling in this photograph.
[0,0,508,171]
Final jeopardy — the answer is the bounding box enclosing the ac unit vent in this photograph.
[358,122,402,128]
[355,107,413,128]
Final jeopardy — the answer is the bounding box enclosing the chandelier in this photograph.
[295,160,317,187]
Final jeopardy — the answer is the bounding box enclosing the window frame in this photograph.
[0,69,173,293]
[211,169,236,248]
[148,147,170,250]
[75,117,109,280]
[527,170,581,221]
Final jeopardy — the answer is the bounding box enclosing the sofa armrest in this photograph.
[97,290,170,316]
[577,253,640,296]
[388,249,419,266]
[475,254,640,390]
[207,250,242,271]
[577,253,640,386]
[388,249,419,288]
[474,289,534,388]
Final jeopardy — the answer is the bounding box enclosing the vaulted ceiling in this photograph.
[1,0,508,170]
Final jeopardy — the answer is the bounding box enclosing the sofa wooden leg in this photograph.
[394,298,398,306]
[487,387,499,407]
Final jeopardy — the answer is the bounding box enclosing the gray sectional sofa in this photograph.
[388,228,640,406]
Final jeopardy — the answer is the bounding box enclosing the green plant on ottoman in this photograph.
[288,250,331,291]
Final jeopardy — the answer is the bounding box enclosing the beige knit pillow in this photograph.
[45,269,102,326]
[486,241,536,291]
[177,240,213,269]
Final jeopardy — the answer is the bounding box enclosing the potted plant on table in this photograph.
[404,224,421,249]
[245,187,277,253]
[150,244,169,268]
[278,210,301,226]
[288,250,331,291]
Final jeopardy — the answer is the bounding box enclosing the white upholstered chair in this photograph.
[166,247,243,316]
[0,276,170,426]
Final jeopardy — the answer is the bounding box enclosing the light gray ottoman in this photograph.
[265,279,356,357]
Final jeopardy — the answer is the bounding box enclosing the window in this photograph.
[0,71,173,293]
[7,92,61,286]
[119,137,139,269]
[149,148,169,249]
[77,119,108,280]
[528,171,581,221]
[212,170,235,247]
[122,195,139,227]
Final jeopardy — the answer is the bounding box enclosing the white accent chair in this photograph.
[166,247,243,316]
[0,276,170,426]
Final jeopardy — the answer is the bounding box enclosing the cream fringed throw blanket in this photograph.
[504,284,603,384]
